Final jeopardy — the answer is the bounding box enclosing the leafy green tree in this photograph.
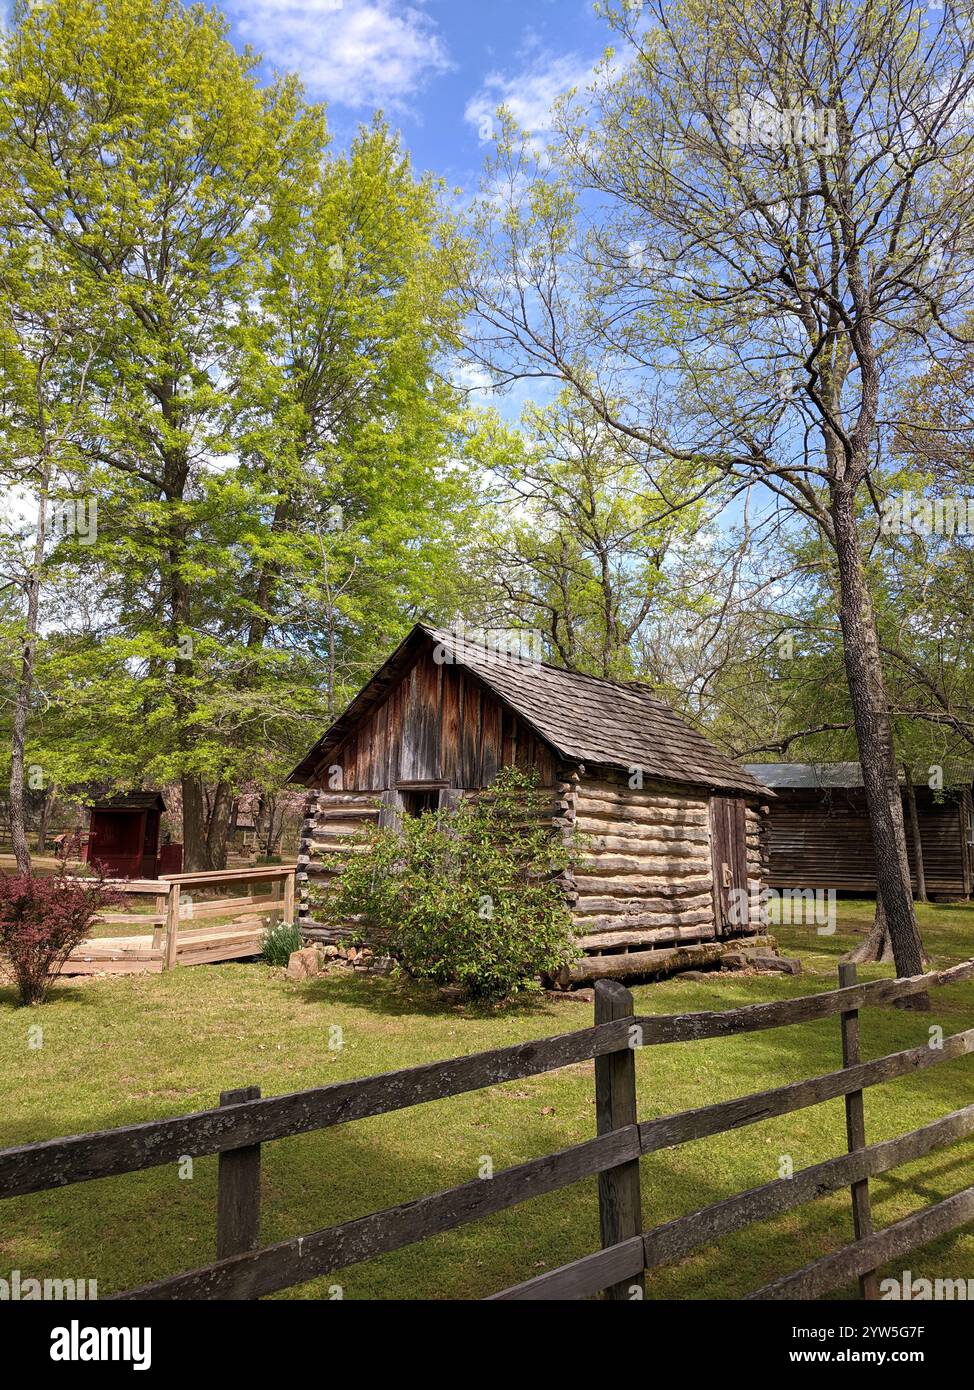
[470,393,707,677]
[0,158,111,868]
[228,116,478,751]
[0,0,320,865]
[0,1,480,868]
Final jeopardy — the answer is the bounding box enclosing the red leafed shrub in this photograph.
[0,866,123,1005]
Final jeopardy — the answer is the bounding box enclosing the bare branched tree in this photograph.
[464,0,974,977]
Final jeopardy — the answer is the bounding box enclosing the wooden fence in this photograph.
[90,866,296,970]
[1,957,973,1299]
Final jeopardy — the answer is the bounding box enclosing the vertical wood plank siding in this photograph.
[305,651,557,793]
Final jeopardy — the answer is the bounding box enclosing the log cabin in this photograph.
[744,762,974,899]
[288,624,771,969]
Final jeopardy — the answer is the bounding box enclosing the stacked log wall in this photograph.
[296,788,381,934]
[746,801,767,888]
[298,780,569,935]
[570,771,714,951]
[299,769,768,953]
[569,769,765,953]
[764,787,969,896]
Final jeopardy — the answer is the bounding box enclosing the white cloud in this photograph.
[464,50,601,146]
[231,0,451,110]
[449,361,496,405]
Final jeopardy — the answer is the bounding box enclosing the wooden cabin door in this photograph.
[709,795,749,934]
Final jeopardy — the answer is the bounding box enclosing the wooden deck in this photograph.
[63,924,266,976]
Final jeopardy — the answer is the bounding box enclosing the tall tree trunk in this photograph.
[845,892,931,971]
[205,780,234,871]
[181,774,211,872]
[10,462,51,875]
[35,787,53,854]
[903,763,928,903]
[256,794,272,858]
[830,490,925,979]
[163,446,208,871]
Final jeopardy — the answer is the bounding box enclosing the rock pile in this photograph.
[284,942,397,981]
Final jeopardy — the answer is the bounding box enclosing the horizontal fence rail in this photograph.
[1,957,973,1300]
[642,1104,974,1272]
[747,1185,974,1301]
[161,867,297,886]
[638,1029,974,1152]
[114,1128,644,1301]
[632,957,974,1044]
[0,1018,635,1199]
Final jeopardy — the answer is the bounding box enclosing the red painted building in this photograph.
[82,791,181,879]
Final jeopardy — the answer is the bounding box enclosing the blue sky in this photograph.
[215,0,614,422]
[221,0,610,189]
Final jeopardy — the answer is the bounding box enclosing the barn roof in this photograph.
[744,761,974,790]
[88,790,167,812]
[290,624,766,796]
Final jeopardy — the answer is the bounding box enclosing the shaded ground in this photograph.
[1,897,973,1299]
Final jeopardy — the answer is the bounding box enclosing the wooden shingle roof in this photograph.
[290,624,766,796]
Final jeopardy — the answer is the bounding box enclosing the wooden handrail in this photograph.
[160,865,297,885]
[71,867,296,891]
[156,867,297,969]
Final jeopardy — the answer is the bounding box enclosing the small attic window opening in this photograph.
[401,789,440,818]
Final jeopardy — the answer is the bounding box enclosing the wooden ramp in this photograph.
[63,924,266,976]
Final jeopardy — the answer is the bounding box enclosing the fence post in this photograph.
[838,961,879,1299]
[151,890,167,950]
[594,979,644,1300]
[283,869,295,925]
[162,881,181,971]
[216,1085,262,1261]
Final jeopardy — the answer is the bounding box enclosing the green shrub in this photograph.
[260,920,303,966]
[310,767,579,1000]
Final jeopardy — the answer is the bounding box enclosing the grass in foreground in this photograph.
[1,897,973,1299]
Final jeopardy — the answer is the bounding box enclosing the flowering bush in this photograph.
[311,767,579,1001]
[0,865,122,1005]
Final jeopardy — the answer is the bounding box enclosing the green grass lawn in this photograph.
[2,898,974,1300]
